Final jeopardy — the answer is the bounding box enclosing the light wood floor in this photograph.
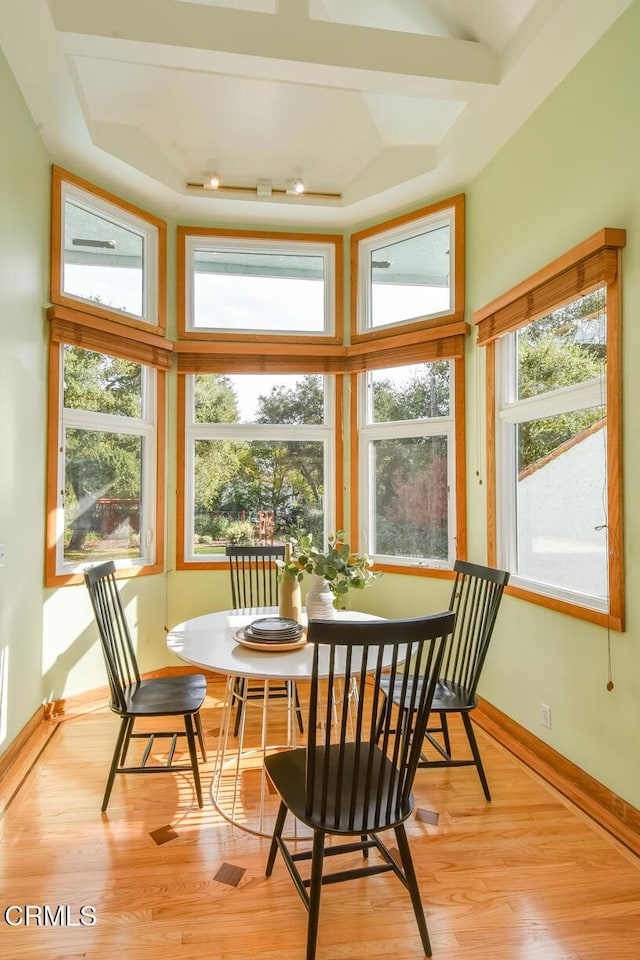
[1,677,639,960]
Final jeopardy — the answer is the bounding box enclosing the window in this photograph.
[475,228,625,629]
[358,360,458,569]
[51,166,166,332]
[178,229,342,340]
[47,344,164,582]
[47,167,170,585]
[351,195,464,341]
[179,373,336,565]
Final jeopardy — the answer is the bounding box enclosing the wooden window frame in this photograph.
[350,194,465,345]
[177,226,344,344]
[176,367,343,570]
[50,166,167,336]
[349,337,467,576]
[473,228,626,630]
[47,168,170,586]
[45,321,170,586]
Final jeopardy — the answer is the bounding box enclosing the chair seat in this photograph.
[265,742,414,834]
[116,674,207,718]
[379,676,475,714]
[431,679,476,713]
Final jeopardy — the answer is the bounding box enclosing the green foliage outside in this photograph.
[516,289,606,471]
[63,305,606,563]
[371,362,450,560]
[63,347,144,559]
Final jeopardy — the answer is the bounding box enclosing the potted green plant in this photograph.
[278,530,379,617]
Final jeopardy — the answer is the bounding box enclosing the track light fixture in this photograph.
[187,175,340,201]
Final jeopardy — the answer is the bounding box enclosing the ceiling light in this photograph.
[286,177,305,195]
[186,178,341,201]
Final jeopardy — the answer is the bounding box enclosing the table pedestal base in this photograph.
[211,675,312,839]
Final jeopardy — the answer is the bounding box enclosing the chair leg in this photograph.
[306,829,326,960]
[266,800,288,876]
[194,710,207,762]
[103,717,130,812]
[439,711,451,756]
[394,823,432,957]
[462,711,491,801]
[184,714,204,808]
[119,716,135,765]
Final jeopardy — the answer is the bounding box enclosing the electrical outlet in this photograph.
[540,703,552,728]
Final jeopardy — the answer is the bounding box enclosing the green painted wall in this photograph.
[0,47,49,749]
[2,4,640,810]
[463,0,640,806]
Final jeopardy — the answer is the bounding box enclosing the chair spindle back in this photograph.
[443,559,510,701]
[305,614,452,833]
[84,560,141,713]
[225,544,285,610]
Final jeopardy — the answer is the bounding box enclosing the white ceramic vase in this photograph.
[305,573,336,619]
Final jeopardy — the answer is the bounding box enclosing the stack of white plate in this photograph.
[244,617,304,644]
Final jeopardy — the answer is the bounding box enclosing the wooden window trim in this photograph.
[474,228,625,344]
[350,193,465,345]
[177,226,344,344]
[50,166,167,336]
[48,305,173,371]
[349,344,468,571]
[45,342,166,587]
[474,228,626,631]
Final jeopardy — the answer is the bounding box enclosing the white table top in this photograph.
[167,607,377,681]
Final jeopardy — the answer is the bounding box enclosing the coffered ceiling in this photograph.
[0,0,631,226]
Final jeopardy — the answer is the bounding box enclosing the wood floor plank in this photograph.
[0,677,639,960]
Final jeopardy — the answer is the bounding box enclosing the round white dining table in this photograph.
[167,607,378,837]
[166,607,378,679]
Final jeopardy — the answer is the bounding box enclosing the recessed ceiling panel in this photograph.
[363,93,466,144]
[70,55,385,190]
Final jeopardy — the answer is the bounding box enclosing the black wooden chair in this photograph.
[225,544,304,736]
[377,559,509,801]
[226,543,284,610]
[84,560,207,812]
[265,612,452,960]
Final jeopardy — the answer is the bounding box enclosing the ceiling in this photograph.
[0,0,632,228]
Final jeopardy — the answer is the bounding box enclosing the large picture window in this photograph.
[178,229,342,340]
[180,373,335,564]
[358,360,458,568]
[475,228,625,629]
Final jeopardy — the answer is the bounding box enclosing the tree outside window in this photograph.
[58,345,157,569]
[359,360,456,566]
[184,373,333,560]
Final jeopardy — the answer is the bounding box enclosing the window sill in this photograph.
[506,582,623,632]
